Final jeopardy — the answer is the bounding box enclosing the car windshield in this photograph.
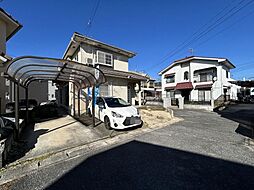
[104,97,130,108]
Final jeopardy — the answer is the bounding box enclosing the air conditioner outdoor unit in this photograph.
[86,58,93,64]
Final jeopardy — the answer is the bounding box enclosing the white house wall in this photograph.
[161,58,238,101]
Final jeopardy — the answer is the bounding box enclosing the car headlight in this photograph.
[111,111,123,118]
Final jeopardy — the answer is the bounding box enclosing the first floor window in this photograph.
[198,90,211,101]
[166,90,175,98]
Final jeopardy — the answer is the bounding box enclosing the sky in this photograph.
[1,0,254,80]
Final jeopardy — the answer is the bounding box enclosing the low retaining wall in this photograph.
[184,104,213,111]
[0,119,25,168]
[0,131,14,167]
[145,101,163,106]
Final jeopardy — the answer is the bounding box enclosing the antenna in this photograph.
[188,48,194,55]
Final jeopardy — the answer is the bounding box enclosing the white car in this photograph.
[89,97,142,130]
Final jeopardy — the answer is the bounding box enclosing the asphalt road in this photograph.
[2,109,254,190]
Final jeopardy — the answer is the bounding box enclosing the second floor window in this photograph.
[165,75,175,83]
[199,73,213,82]
[97,51,113,66]
[184,71,189,80]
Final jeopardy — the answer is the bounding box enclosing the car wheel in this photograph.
[104,116,111,130]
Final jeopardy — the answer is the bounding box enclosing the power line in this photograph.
[156,0,240,65]
[85,0,101,35]
[193,7,254,50]
[160,0,252,65]
[146,0,254,72]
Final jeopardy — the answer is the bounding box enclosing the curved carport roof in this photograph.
[4,56,106,133]
[5,56,106,88]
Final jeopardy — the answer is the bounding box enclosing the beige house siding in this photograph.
[113,55,128,71]
[80,43,128,72]
[107,77,128,100]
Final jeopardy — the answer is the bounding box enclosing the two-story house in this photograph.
[0,8,22,113]
[61,32,148,114]
[140,75,161,100]
[159,56,239,108]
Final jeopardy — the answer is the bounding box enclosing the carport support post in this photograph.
[78,89,81,117]
[25,87,29,126]
[73,83,75,116]
[92,86,95,128]
[14,83,20,139]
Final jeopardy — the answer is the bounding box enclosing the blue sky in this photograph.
[1,0,254,80]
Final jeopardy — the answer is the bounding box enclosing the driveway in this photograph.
[215,103,254,137]
[138,109,254,165]
[2,109,254,190]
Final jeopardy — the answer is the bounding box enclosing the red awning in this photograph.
[165,86,175,90]
[164,73,175,78]
[175,82,193,90]
[195,84,212,89]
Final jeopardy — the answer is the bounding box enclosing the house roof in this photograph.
[63,32,136,60]
[100,68,149,81]
[159,56,236,75]
[0,8,22,41]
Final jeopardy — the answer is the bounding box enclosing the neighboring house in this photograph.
[159,56,239,108]
[0,8,22,113]
[140,75,161,98]
[48,81,58,101]
[62,32,148,114]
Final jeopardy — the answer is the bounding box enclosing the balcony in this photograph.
[193,67,217,83]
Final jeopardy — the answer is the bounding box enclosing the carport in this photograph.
[3,56,106,138]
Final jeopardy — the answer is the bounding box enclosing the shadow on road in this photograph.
[46,140,254,190]
[214,103,254,138]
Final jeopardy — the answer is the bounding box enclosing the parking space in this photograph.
[6,115,114,164]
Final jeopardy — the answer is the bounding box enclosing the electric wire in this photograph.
[146,0,254,72]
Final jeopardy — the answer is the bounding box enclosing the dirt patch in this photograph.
[139,106,180,128]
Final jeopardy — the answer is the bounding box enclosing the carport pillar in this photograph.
[73,83,75,116]
[25,87,29,126]
[78,89,81,117]
[92,86,95,128]
[14,83,20,139]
